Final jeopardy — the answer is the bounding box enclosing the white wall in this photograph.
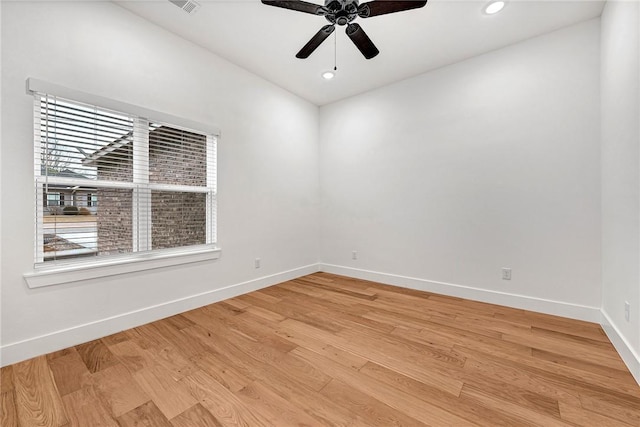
[319,19,602,320]
[600,0,640,382]
[0,1,320,365]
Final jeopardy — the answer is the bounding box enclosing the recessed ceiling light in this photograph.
[322,71,336,80]
[484,1,505,15]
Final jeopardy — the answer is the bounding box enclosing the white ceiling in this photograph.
[114,0,605,105]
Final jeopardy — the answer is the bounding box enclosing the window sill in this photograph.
[23,247,221,289]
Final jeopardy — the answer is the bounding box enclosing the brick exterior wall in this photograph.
[151,191,206,249]
[96,188,133,255]
[149,127,206,186]
[96,144,134,255]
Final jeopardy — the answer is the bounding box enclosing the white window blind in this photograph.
[33,92,217,267]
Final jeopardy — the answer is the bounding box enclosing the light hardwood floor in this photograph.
[1,272,639,426]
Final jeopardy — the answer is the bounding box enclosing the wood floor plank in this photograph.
[319,378,428,427]
[125,323,171,350]
[186,325,363,427]
[242,290,281,304]
[148,318,211,359]
[132,363,198,419]
[179,369,272,427]
[116,401,173,427]
[100,331,130,347]
[532,347,635,381]
[189,325,365,426]
[204,304,298,354]
[459,344,640,403]
[164,313,197,331]
[107,339,152,373]
[502,331,629,370]
[46,348,75,361]
[263,374,370,427]
[461,368,562,417]
[4,273,640,426]
[275,319,368,369]
[61,385,118,427]
[201,317,333,392]
[13,356,69,427]
[170,403,223,427]
[235,292,345,333]
[75,339,119,374]
[241,305,286,323]
[531,325,614,349]
[1,391,18,427]
[359,361,528,427]
[559,400,635,427]
[236,380,322,426]
[404,323,533,359]
[461,353,581,406]
[339,324,468,368]
[578,390,640,426]
[293,346,474,426]
[460,383,572,427]
[190,352,251,393]
[146,344,199,381]
[224,297,252,311]
[1,366,14,393]
[47,349,91,396]
[91,363,150,417]
[280,317,465,396]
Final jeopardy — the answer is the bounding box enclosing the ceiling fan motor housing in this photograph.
[324,0,360,26]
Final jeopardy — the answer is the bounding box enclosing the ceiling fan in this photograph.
[261,0,428,59]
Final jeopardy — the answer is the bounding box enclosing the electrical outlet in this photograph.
[502,268,512,280]
[352,251,358,260]
[254,258,261,269]
[625,301,630,322]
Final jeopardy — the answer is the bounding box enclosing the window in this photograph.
[87,193,98,207]
[46,192,61,206]
[32,85,218,270]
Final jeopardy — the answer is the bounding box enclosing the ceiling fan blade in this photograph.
[358,0,427,18]
[261,1,325,15]
[346,23,379,59]
[296,25,335,58]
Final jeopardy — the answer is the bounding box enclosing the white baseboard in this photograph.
[600,310,640,386]
[319,264,601,323]
[0,264,320,367]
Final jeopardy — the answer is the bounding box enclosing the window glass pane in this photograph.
[151,191,206,250]
[42,186,96,260]
[149,125,207,186]
[40,185,133,261]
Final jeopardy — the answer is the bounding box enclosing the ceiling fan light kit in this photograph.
[261,0,428,60]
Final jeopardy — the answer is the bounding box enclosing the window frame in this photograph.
[24,79,221,288]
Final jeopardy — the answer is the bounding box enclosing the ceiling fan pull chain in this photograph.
[334,30,338,71]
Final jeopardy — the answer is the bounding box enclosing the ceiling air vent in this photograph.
[169,0,201,14]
